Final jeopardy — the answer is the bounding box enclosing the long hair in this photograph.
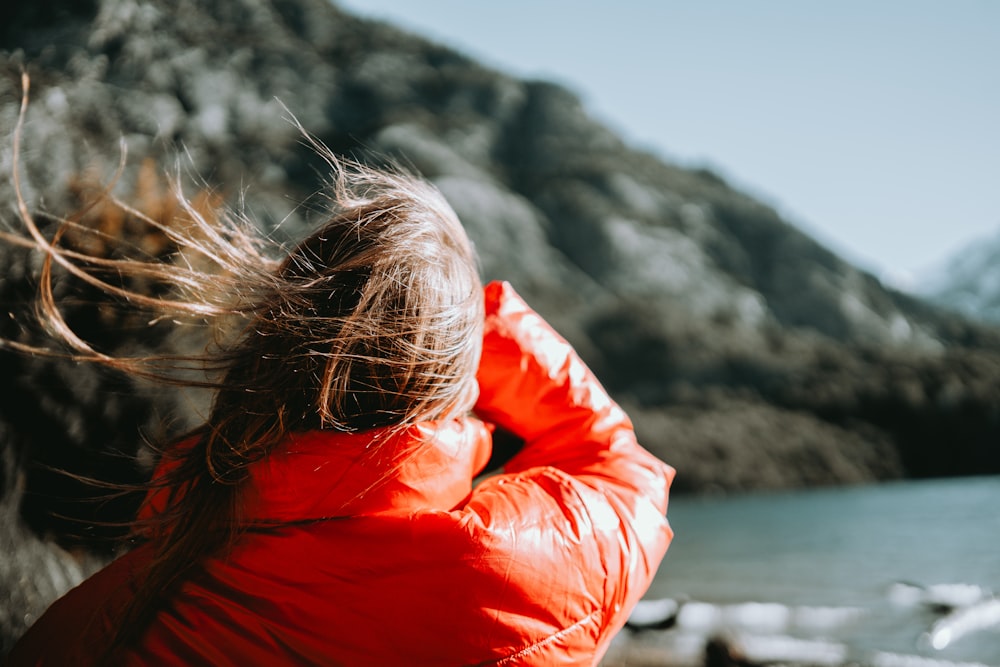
[5,74,483,657]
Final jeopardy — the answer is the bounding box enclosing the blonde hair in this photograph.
[6,73,483,655]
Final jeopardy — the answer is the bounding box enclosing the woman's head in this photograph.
[221,164,483,437]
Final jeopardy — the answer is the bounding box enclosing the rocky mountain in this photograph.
[921,230,1000,324]
[2,0,1000,652]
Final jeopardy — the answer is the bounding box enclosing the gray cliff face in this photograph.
[1,0,1000,651]
[0,0,949,347]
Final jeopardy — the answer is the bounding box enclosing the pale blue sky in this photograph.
[336,1,999,289]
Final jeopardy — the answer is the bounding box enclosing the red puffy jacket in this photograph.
[9,281,674,666]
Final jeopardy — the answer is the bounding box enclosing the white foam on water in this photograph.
[925,598,1000,650]
[673,599,865,634]
[729,632,848,666]
[871,649,995,667]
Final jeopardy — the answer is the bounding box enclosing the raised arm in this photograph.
[470,281,674,661]
[474,281,674,507]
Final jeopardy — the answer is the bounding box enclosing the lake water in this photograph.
[641,475,1000,665]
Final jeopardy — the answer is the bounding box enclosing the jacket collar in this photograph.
[245,418,493,522]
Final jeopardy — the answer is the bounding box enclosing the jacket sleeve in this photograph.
[474,281,674,505]
[471,280,674,657]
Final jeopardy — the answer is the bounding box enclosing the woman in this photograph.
[6,79,673,666]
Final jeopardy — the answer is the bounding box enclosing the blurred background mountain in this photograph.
[923,232,1000,324]
[1,0,999,652]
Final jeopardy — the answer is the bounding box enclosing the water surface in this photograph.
[645,476,1000,663]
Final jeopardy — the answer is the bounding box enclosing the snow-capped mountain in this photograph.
[922,229,1000,323]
